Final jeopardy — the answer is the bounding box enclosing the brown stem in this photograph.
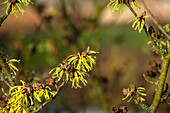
[150,52,170,113]
[125,1,170,113]
[60,0,80,39]
[142,0,170,40]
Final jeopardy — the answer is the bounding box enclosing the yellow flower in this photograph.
[0,0,32,17]
[9,101,27,113]
[8,59,20,75]
[9,80,33,106]
[66,47,98,72]
[33,84,54,102]
[1,80,55,112]
[49,63,70,82]
[107,0,124,13]
[122,84,146,104]
[70,71,88,89]
[0,56,20,76]
[128,12,150,33]
[49,46,98,89]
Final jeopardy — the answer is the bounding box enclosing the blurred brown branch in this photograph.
[59,0,81,47]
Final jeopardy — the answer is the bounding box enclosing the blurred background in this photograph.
[0,0,170,113]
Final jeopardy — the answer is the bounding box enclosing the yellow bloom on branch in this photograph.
[49,63,70,82]
[0,0,32,17]
[0,56,20,76]
[128,12,150,33]
[4,80,55,112]
[8,59,20,75]
[50,46,98,89]
[34,85,55,102]
[66,47,98,72]
[122,84,146,104]
[70,71,88,89]
[107,0,124,13]
[9,80,33,106]
[9,101,27,113]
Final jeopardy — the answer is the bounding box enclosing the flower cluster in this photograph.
[0,0,32,17]
[128,11,150,33]
[107,0,140,13]
[122,84,146,104]
[107,0,124,13]
[0,80,54,113]
[50,47,99,88]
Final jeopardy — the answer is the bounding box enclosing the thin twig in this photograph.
[142,0,170,40]
[3,80,11,87]
[125,1,137,17]
[0,4,12,26]
[143,74,157,85]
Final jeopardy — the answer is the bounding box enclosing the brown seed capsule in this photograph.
[112,106,118,112]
